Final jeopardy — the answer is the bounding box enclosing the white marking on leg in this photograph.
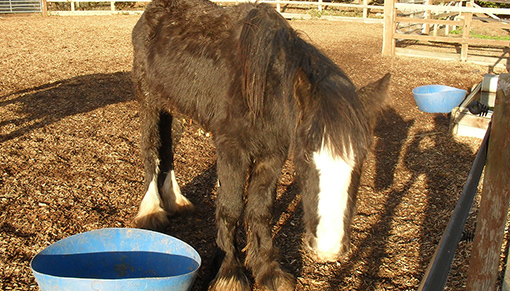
[312,140,355,261]
[135,177,168,228]
[161,170,193,214]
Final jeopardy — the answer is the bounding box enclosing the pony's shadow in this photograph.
[164,110,415,290]
[323,110,476,290]
[160,109,476,290]
[161,164,219,291]
[0,72,134,143]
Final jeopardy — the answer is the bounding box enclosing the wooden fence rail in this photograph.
[382,0,510,65]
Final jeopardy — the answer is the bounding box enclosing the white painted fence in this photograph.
[0,0,42,13]
[43,0,384,23]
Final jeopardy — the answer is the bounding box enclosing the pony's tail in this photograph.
[239,5,292,117]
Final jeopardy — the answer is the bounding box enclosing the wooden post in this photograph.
[461,0,473,61]
[466,75,510,290]
[318,0,322,12]
[423,0,432,34]
[41,0,47,16]
[363,0,368,20]
[110,0,114,11]
[382,0,396,56]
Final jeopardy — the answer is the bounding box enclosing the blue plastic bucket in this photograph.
[412,85,467,113]
[30,228,201,291]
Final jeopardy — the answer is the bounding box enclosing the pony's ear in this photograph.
[356,73,391,126]
[293,68,313,111]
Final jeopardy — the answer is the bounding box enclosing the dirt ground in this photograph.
[0,12,507,291]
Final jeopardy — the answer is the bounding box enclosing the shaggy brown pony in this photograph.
[132,0,390,289]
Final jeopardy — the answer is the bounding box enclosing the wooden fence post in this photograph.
[363,0,368,20]
[461,0,473,61]
[466,75,510,290]
[382,0,396,56]
[423,0,432,34]
[41,0,47,16]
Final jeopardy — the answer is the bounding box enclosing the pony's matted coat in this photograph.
[132,0,390,289]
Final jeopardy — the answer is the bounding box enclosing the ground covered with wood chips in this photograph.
[0,13,507,290]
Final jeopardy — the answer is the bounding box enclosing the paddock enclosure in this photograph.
[0,14,507,290]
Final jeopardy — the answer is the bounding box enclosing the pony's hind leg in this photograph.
[209,150,250,291]
[161,169,194,214]
[244,154,296,291]
[135,110,193,230]
[135,105,169,230]
[158,112,194,215]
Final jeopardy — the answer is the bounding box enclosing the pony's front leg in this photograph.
[244,155,296,291]
[209,151,250,291]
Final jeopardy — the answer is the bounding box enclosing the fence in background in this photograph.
[382,0,510,65]
[0,0,42,13]
[39,0,384,22]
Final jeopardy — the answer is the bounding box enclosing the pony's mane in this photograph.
[240,5,373,162]
[239,5,291,117]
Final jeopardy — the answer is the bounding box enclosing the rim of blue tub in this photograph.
[412,84,466,95]
[30,228,201,283]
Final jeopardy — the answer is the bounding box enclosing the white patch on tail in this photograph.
[161,170,193,214]
[312,139,355,261]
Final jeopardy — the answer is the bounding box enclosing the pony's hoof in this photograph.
[161,171,195,215]
[257,266,296,291]
[209,277,250,291]
[167,195,195,215]
[209,265,250,291]
[134,208,169,230]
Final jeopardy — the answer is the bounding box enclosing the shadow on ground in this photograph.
[0,72,134,143]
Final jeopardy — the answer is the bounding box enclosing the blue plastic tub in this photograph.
[31,228,201,291]
[412,85,467,113]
